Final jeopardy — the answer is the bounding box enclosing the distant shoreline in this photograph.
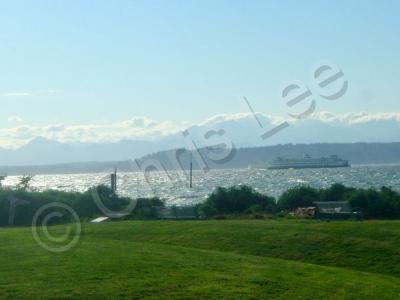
[1,162,400,177]
[1,142,400,175]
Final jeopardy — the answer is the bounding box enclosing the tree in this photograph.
[198,185,276,217]
[132,197,165,219]
[348,186,400,219]
[17,175,34,191]
[277,186,319,211]
[320,183,355,202]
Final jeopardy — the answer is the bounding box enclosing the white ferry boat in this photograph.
[267,155,350,170]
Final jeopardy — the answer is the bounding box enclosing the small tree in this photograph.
[320,183,355,202]
[348,186,400,219]
[132,197,165,219]
[0,175,7,188]
[277,186,319,211]
[17,175,34,191]
[198,185,276,217]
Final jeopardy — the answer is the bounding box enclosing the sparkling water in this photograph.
[3,165,400,206]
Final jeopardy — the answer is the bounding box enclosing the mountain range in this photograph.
[0,111,399,167]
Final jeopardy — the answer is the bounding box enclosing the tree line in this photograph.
[0,183,163,226]
[197,183,400,219]
[1,180,400,226]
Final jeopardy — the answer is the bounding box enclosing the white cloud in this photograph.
[0,116,189,148]
[199,112,286,127]
[309,111,400,125]
[7,115,23,123]
[0,112,398,149]
[0,89,60,98]
[0,92,32,97]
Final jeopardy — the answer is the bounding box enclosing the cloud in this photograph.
[0,111,398,149]
[200,111,400,127]
[0,116,189,148]
[0,89,60,98]
[123,117,158,128]
[199,112,285,127]
[306,111,400,125]
[177,111,400,147]
[7,115,23,123]
[0,92,32,97]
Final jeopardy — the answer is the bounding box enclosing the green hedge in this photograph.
[198,183,400,219]
[2,182,400,225]
[0,185,139,226]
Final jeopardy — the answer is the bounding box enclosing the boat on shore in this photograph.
[267,155,350,170]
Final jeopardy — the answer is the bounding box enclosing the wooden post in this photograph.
[111,168,117,192]
[189,153,193,188]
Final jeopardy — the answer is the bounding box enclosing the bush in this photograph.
[198,185,276,217]
[0,185,135,226]
[3,182,400,224]
[131,197,165,219]
[347,186,400,219]
[320,183,356,202]
[277,186,319,211]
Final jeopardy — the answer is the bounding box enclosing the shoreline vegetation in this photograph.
[1,179,400,226]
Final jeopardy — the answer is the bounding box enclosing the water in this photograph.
[3,165,400,206]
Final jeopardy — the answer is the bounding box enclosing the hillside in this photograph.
[137,142,400,171]
[2,142,400,175]
[1,220,400,299]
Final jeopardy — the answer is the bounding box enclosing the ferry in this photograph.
[267,155,350,170]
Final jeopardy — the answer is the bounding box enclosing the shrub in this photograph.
[347,186,400,219]
[131,197,165,219]
[0,185,134,226]
[198,185,276,217]
[277,186,319,211]
[320,183,356,202]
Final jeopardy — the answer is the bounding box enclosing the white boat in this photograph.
[267,155,350,170]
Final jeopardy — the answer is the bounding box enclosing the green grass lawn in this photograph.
[1,220,400,299]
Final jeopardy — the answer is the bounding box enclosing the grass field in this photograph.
[1,220,400,299]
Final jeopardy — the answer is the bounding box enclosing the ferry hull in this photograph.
[267,154,350,170]
[267,163,350,170]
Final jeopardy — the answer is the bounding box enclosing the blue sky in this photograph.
[0,1,399,138]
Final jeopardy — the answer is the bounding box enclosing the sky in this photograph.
[0,0,399,147]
